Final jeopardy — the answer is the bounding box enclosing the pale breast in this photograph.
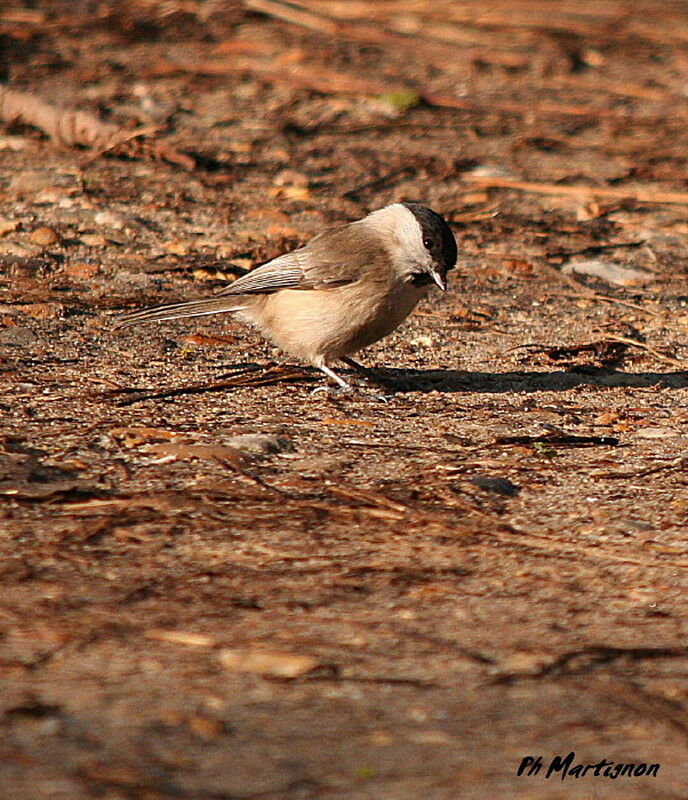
[246,279,426,365]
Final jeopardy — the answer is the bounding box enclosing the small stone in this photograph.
[146,629,215,647]
[163,239,194,255]
[10,171,50,194]
[469,164,517,179]
[469,475,520,496]
[0,136,27,151]
[0,326,39,349]
[94,210,127,230]
[64,261,99,279]
[33,188,73,205]
[267,185,311,201]
[0,241,41,257]
[20,303,62,320]
[497,651,551,674]
[221,433,294,456]
[0,218,19,237]
[79,233,108,247]
[635,427,676,439]
[187,714,224,739]
[265,224,300,239]
[562,259,653,286]
[218,649,322,678]
[29,227,60,247]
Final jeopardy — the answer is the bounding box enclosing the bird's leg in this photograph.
[317,363,353,391]
[312,360,389,402]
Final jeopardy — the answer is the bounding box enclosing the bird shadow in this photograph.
[358,367,688,394]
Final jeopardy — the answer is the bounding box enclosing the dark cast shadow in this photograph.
[355,367,688,394]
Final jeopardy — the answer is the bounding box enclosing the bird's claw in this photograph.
[310,385,352,397]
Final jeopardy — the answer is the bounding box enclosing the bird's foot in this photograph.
[310,384,352,397]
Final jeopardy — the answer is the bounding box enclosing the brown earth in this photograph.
[1,1,688,798]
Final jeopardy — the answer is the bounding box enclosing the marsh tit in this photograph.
[119,202,457,390]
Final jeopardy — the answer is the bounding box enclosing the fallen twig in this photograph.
[602,456,688,480]
[110,364,319,405]
[511,340,630,369]
[536,261,663,318]
[0,86,194,169]
[464,174,688,207]
[604,335,685,368]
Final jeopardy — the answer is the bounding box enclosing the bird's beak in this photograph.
[430,269,447,291]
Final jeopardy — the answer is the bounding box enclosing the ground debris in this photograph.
[3,2,688,797]
[562,259,654,287]
[513,339,631,369]
[218,648,329,678]
[0,86,194,169]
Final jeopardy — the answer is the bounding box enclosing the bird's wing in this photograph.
[115,223,384,327]
[217,251,305,295]
[219,223,382,296]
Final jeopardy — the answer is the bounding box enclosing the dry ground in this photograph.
[1,1,688,798]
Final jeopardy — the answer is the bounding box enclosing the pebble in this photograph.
[469,475,520,496]
[469,164,517,179]
[79,233,108,247]
[33,188,74,205]
[19,303,62,320]
[0,241,42,257]
[94,210,127,230]
[562,259,653,286]
[29,227,60,247]
[163,239,194,255]
[0,135,27,151]
[218,649,321,678]
[496,651,551,675]
[267,185,311,201]
[10,171,50,194]
[0,218,19,237]
[221,433,294,456]
[64,261,99,279]
[0,326,39,349]
[113,271,156,287]
[635,427,676,439]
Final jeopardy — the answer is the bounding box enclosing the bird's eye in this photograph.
[422,236,432,250]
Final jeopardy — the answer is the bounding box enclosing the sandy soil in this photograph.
[1,1,688,798]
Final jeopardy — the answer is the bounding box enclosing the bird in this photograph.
[118,202,457,390]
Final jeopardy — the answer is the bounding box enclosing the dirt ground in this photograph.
[2,1,688,798]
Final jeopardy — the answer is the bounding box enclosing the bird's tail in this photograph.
[115,297,247,328]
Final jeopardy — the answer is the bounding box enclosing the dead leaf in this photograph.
[182,333,237,346]
[0,86,193,169]
[146,443,250,467]
[18,303,62,319]
[267,185,311,201]
[64,261,100,278]
[109,426,182,448]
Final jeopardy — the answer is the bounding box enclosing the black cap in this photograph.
[402,202,457,273]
